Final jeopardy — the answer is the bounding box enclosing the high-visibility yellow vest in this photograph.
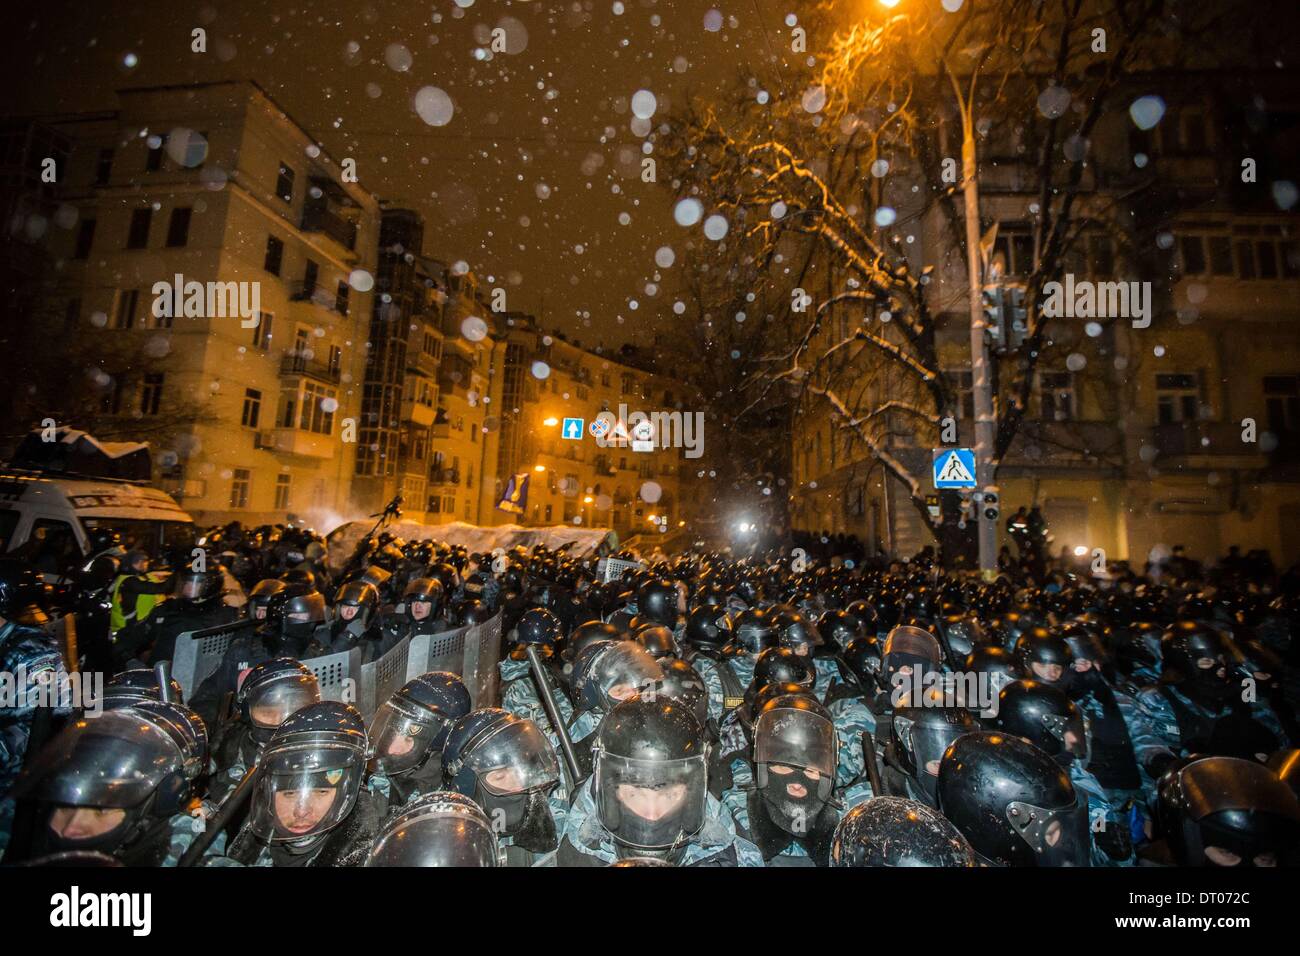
[109,573,164,633]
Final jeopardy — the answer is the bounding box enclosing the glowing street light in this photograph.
[533,464,546,472]
[543,417,559,427]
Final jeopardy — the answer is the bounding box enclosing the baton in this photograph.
[525,644,581,791]
[860,730,884,799]
[178,763,260,867]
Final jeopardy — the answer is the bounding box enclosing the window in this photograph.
[1179,236,1207,275]
[276,162,295,204]
[140,373,164,415]
[166,207,192,247]
[467,464,474,489]
[230,469,250,509]
[1039,371,1075,421]
[100,376,123,414]
[264,235,284,276]
[252,311,273,350]
[126,208,152,249]
[413,431,427,461]
[328,345,342,376]
[145,296,173,330]
[113,289,139,329]
[274,474,292,510]
[294,327,310,357]
[303,259,318,295]
[1208,236,1234,276]
[428,495,441,514]
[95,148,114,186]
[146,138,165,171]
[335,281,350,316]
[1264,375,1300,436]
[26,519,79,575]
[991,228,1035,277]
[74,219,96,259]
[1236,240,1257,280]
[299,381,336,435]
[1156,373,1200,424]
[242,388,262,428]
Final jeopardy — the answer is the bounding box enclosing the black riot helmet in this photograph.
[994,681,1088,763]
[1157,756,1300,867]
[636,578,680,627]
[571,640,666,714]
[1013,628,1074,685]
[279,567,316,597]
[333,579,379,623]
[15,701,207,862]
[882,625,944,688]
[510,607,563,661]
[657,657,710,729]
[593,695,709,858]
[727,607,777,657]
[281,591,328,642]
[842,633,884,691]
[635,623,679,660]
[830,796,977,867]
[939,614,990,661]
[747,646,815,700]
[248,579,288,627]
[936,731,1091,867]
[174,561,224,604]
[1160,620,1232,698]
[402,577,445,624]
[245,702,367,846]
[237,658,321,746]
[773,609,823,658]
[1057,622,1107,669]
[891,704,978,806]
[365,791,501,867]
[566,620,625,663]
[442,709,561,854]
[685,605,731,649]
[99,668,186,709]
[451,598,493,627]
[753,695,837,832]
[964,646,1024,711]
[367,672,472,777]
[818,609,866,654]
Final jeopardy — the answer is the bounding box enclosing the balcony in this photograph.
[301,179,358,253]
[402,396,436,427]
[280,353,342,385]
[1150,421,1266,470]
[270,427,335,459]
[430,467,461,486]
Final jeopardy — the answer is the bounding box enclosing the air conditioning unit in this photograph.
[254,430,277,451]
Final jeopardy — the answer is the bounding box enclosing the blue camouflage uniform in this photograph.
[557,776,764,866]
[161,811,238,866]
[1067,761,1135,867]
[1128,684,1289,768]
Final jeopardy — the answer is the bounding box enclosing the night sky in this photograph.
[4,0,811,349]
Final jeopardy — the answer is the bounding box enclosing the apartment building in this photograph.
[24,80,380,528]
[790,70,1300,568]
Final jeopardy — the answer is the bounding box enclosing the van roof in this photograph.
[0,470,192,523]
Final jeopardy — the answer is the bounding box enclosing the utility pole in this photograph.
[960,105,998,576]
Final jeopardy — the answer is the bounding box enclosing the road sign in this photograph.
[933,448,977,488]
[562,417,584,440]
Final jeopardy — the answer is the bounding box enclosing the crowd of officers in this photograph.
[0,522,1298,867]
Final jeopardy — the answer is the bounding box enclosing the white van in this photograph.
[0,470,195,578]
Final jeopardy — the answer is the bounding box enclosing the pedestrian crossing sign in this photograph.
[933,448,977,488]
[562,417,584,440]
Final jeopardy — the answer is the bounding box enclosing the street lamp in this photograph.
[543,417,559,427]
[533,464,546,473]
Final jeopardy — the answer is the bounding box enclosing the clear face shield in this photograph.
[177,574,210,600]
[365,802,501,867]
[895,713,967,801]
[367,701,447,776]
[594,752,708,852]
[244,678,321,736]
[1006,789,1091,866]
[247,743,364,843]
[754,709,837,806]
[465,720,561,798]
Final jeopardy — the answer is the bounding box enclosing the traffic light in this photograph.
[982,487,1000,522]
[982,287,1006,351]
[1005,286,1028,350]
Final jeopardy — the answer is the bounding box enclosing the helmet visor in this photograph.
[594,752,707,851]
[367,704,446,776]
[366,804,499,867]
[753,709,837,778]
[247,743,363,842]
[466,720,560,796]
[245,679,321,730]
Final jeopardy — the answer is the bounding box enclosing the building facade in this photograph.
[791,70,1300,569]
